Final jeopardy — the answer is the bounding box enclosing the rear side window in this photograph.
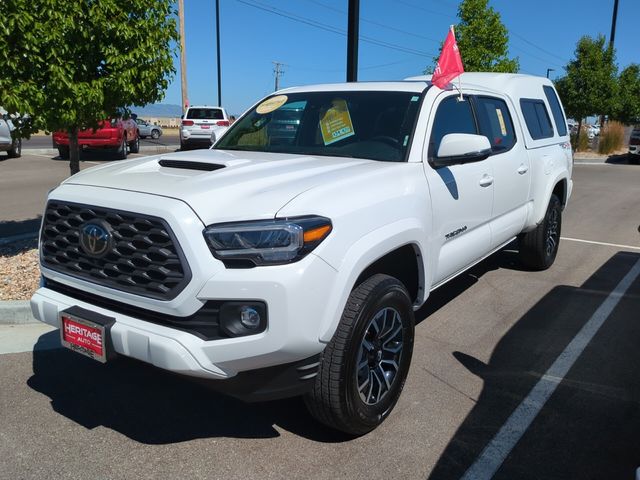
[475,96,516,153]
[520,99,554,140]
[429,95,477,157]
[186,108,224,120]
[543,86,567,136]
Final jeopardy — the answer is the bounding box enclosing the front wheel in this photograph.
[129,135,140,154]
[151,129,160,139]
[519,193,562,270]
[115,135,128,160]
[57,146,69,160]
[305,274,415,436]
[7,137,21,158]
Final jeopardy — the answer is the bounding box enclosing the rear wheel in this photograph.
[519,193,562,270]
[57,146,69,160]
[151,129,160,139]
[7,137,21,158]
[629,154,639,165]
[305,274,415,435]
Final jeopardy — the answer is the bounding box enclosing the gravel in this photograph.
[0,238,39,301]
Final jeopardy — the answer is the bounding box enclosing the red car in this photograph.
[52,117,139,159]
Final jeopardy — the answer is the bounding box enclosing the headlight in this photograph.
[203,216,332,266]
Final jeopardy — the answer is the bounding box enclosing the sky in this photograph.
[163,0,639,116]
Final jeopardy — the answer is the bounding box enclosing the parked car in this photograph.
[0,110,21,158]
[629,125,640,164]
[32,73,573,435]
[180,105,229,150]
[136,119,162,139]
[52,117,139,160]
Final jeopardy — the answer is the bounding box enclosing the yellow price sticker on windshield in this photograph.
[320,99,355,145]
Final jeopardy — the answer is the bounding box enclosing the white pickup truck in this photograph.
[31,73,572,435]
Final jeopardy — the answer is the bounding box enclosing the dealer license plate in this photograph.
[60,309,112,363]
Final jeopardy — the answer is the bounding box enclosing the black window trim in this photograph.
[519,97,555,140]
[427,93,480,164]
[470,94,518,157]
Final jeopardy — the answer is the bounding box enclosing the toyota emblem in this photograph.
[79,222,112,257]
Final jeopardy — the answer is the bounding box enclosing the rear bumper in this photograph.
[53,133,121,149]
[629,145,639,155]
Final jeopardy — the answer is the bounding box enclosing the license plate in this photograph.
[59,308,114,363]
[200,125,210,129]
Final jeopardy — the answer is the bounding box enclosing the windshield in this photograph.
[214,91,423,162]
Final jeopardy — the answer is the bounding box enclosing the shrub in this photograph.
[572,127,590,152]
[597,121,625,154]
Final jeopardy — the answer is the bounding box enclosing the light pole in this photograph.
[215,0,222,106]
[346,0,359,82]
[178,0,188,111]
[546,68,555,79]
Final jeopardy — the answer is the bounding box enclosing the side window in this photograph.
[429,96,477,157]
[543,86,567,136]
[475,96,516,153]
[520,99,554,140]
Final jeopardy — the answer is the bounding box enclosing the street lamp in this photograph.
[546,68,555,79]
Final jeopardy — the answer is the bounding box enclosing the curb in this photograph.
[23,145,179,156]
[0,300,37,325]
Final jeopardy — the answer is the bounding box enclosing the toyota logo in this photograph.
[79,222,112,257]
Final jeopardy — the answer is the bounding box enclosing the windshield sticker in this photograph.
[411,96,420,102]
[256,95,288,114]
[320,99,355,145]
[495,108,507,135]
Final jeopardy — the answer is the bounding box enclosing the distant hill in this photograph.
[132,104,182,118]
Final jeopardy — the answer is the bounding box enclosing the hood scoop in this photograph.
[158,159,225,172]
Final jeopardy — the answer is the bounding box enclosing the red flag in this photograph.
[431,27,464,89]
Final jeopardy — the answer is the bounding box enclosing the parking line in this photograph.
[461,258,640,480]
[561,236,640,251]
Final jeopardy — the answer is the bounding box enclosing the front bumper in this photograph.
[31,184,337,385]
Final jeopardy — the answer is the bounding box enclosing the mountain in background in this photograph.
[131,104,182,118]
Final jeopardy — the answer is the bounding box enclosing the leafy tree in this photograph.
[554,35,617,144]
[430,0,519,73]
[612,64,640,124]
[0,0,178,175]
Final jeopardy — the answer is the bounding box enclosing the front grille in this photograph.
[41,201,191,300]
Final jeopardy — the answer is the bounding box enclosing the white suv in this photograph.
[180,105,229,150]
[0,110,21,158]
[32,73,572,435]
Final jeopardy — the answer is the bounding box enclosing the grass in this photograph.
[597,121,625,154]
[571,126,590,152]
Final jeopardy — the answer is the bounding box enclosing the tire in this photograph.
[180,141,188,151]
[129,134,140,154]
[7,137,21,158]
[151,129,160,140]
[58,146,69,160]
[115,134,128,160]
[519,193,562,270]
[305,274,415,435]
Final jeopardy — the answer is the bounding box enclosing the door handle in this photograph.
[517,164,529,175]
[479,175,494,187]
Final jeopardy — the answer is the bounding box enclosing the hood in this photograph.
[64,149,386,225]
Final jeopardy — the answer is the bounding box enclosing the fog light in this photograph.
[240,306,261,329]
[219,301,267,337]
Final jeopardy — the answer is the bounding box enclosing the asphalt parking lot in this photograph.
[1,153,639,479]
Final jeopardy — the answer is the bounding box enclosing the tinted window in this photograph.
[186,108,224,120]
[475,96,516,153]
[520,99,554,140]
[429,96,477,157]
[543,86,567,136]
[215,91,422,162]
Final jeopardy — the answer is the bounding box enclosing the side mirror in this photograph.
[433,133,492,167]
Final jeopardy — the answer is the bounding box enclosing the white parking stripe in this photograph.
[561,236,640,251]
[461,258,640,480]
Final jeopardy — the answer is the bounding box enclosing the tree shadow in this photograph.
[605,153,637,165]
[0,217,41,240]
[427,251,640,479]
[27,333,351,444]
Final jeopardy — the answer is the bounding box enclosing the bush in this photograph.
[572,127,590,152]
[597,121,625,154]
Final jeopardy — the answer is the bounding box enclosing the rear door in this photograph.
[474,95,530,245]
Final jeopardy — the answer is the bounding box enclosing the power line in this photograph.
[509,30,568,64]
[235,0,436,58]
[395,0,456,20]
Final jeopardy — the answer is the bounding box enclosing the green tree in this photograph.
[612,64,640,124]
[555,35,617,144]
[432,0,519,73]
[0,0,178,175]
